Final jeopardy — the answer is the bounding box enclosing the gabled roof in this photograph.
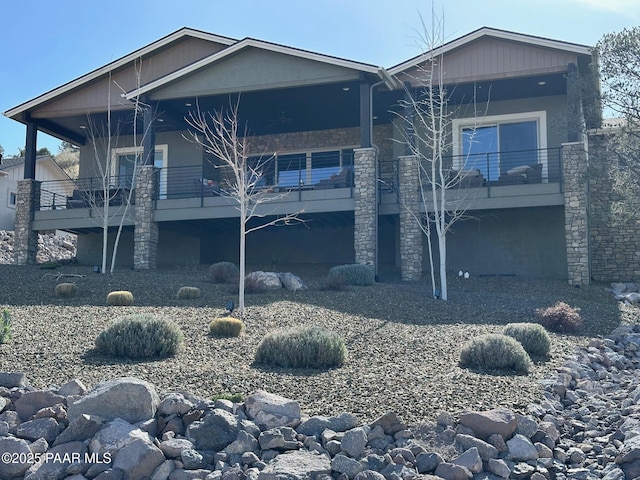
[124,36,382,100]
[0,155,71,180]
[388,27,593,76]
[4,28,237,120]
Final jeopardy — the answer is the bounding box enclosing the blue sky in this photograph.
[1,0,638,156]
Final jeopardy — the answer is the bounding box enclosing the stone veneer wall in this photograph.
[588,133,640,281]
[353,148,377,268]
[13,180,40,265]
[134,166,159,270]
[562,142,590,286]
[397,155,423,281]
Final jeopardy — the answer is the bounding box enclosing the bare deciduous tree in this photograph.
[185,98,303,316]
[394,13,485,301]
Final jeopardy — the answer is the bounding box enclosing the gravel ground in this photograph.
[0,263,633,425]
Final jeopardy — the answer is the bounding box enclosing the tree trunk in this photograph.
[238,198,247,317]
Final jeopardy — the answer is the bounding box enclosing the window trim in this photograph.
[270,146,357,187]
[7,191,16,209]
[452,111,548,179]
[111,144,168,196]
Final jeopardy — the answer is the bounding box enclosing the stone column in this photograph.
[14,179,40,265]
[398,155,423,281]
[134,165,159,270]
[562,142,590,285]
[353,147,377,268]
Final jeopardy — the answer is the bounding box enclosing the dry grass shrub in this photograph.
[176,286,201,300]
[459,333,532,374]
[106,291,134,306]
[535,301,582,333]
[95,314,184,359]
[209,317,245,337]
[503,322,551,357]
[321,274,348,291]
[254,325,347,368]
[327,264,375,286]
[208,262,239,284]
[55,283,78,298]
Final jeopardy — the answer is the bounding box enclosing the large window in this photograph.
[453,112,546,182]
[111,145,168,197]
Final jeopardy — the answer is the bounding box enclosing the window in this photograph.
[453,112,547,182]
[111,145,168,197]
[8,192,16,208]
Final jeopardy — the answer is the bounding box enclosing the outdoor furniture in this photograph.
[314,168,352,189]
[498,163,542,185]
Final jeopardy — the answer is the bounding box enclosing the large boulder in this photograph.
[278,273,308,291]
[68,377,159,423]
[458,408,517,441]
[112,438,166,479]
[245,390,301,429]
[245,271,283,290]
[24,441,88,480]
[258,450,332,480]
[0,437,32,478]
[15,390,66,421]
[186,408,240,451]
[89,418,153,456]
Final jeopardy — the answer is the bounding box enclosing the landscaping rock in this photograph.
[245,390,301,429]
[186,409,240,451]
[0,372,27,388]
[0,437,32,478]
[112,438,165,479]
[14,390,66,422]
[53,414,103,446]
[16,417,59,443]
[158,393,195,416]
[458,408,517,440]
[369,412,406,436]
[68,377,160,423]
[278,272,308,291]
[258,450,331,479]
[245,271,282,290]
[89,418,153,456]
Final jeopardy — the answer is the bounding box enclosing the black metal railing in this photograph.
[37,176,135,211]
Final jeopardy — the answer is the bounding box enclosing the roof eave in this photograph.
[3,28,237,120]
[388,27,593,76]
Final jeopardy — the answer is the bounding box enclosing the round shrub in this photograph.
[106,290,134,306]
[55,283,78,298]
[535,302,582,333]
[177,286,201,300]
[504,322,551,357]
[327,264,375,286]
[208,262,239,284]
[96,314,184,359]
[254,326,347,368]
[209,317,245,337]
[459,334,532,374]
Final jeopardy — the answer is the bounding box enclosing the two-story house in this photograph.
[3,27,597,283]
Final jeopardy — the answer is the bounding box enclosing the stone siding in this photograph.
[562,142,590,285]
[353,148,377,268]
[397,155,423,281]
[134,166,159,270]
[588,133,640,281]
[13,180,40,265]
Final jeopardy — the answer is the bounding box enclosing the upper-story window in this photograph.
[453,111,547,182]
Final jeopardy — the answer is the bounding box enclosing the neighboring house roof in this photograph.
[4,28,237,120]
[124,36,382,100]
[0,155,72,181]
[388,26,593,75]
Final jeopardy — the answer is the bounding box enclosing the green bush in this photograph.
[55,283,78,298]
[535,302,582,333]
[327,264,375,286]
[96,314,184,359]
[255,326,347,368]
[106,291,134,306]
[212,392,244,403]
[209,317,245,337]
[208,262,239,284]
[503,322,551,357]
[0,309,10,344]
[177,286,201,300]
[321,274,348,291]
[459,334,532,374]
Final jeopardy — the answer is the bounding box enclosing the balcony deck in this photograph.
[32,148,564,231]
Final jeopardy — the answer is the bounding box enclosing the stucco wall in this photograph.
[422,206,568,279]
